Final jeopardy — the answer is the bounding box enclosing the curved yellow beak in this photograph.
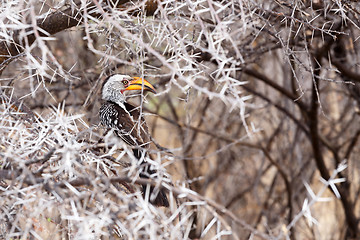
[125,77,156,94]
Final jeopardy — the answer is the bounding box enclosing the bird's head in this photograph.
[102,74,156,104]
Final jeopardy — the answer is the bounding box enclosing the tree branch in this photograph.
[0,168,271,240]
[243,67,308,111]
[0,0,158,73]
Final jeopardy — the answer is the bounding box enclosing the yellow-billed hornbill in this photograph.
[100,74,169,207]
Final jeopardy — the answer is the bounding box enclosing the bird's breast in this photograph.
[100,103,120,129]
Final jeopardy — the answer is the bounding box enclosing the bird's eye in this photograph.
[122,80,129,86]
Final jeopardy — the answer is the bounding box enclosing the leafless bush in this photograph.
[0,0,360,239]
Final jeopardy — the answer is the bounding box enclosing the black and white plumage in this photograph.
[100,101,150,158]
[100,74,169,207]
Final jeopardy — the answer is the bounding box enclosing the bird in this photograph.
[99,74,169,207]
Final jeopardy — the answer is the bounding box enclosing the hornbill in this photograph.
[100,74,169,207]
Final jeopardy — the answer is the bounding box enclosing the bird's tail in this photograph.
[140,169,169,207]
[134,149,169,207]
[141,183,169,207]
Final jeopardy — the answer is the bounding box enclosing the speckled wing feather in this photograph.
[100,101,150,150]
[123,102,151,149]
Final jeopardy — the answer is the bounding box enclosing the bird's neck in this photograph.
[109,99,126,110]
[102,89,126,107]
